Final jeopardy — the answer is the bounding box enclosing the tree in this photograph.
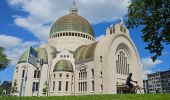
[0,47,11,71]
[0,86,3,96]
[126,0,170,61]
[42,81,48,96]
[10,80,18,96]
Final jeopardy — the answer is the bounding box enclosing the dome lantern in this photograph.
[69,0,78,14]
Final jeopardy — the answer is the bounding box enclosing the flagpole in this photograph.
[38,59,43,96]
[22,46,31,96]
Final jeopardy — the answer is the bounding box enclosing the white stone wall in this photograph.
[13,21,143,96]
[50,71,73,96]
[47,50,75,96]
[74,61,96,95]
[12,63,49,96]
[50,50,75,75]
[48,32,95,51]
[94,22,143,94]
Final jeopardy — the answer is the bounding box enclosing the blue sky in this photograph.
[0,0,170,84]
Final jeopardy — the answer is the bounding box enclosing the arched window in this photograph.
[69,32,71,36]
[91,69,94,77]
[65,81,68,91]
[53,81,55,91]
[88,36,90,39]
[120,26,123,32]
[58,81,62,91]
[79,68,87,79]
[64,55,66,58]
[83,34,85,38]
[53,74,56,78]
[116,50,129,75]
[34,69,40,78]
[78,68,87,92]
[92,81,94,91]
[22,70,25,78]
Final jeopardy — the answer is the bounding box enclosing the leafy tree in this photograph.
[10,80,18,96]
[0,47,11,71]
[42,81,48,96]
[0,86,2,96]
[126,0,170,61]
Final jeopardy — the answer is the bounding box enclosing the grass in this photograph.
[0,94,170,100]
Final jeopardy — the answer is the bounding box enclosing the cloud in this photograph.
[142,70,153,80]
[8,0,130,42]
[14,17,50,41]
[0,34,22,48]
[142,57,162,69]
[141,57,162,79]
[0,34,39,65]
[96,35,105,41]
[162,52,170,56]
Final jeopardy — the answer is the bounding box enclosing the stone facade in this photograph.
[12,2,143,96]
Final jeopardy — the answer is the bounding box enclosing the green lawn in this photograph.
[0,94,170,100]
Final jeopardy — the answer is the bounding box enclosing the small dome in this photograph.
[50,13,94,37]
[74,42,98,64]
[18,48,48,64]
[53,60,73,72]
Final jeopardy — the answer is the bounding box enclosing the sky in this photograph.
[0,0,170,84]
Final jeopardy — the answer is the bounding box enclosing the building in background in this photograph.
[143,80,149,94]
[1,81,12,96]
[12,1,143,96]
[146,69,170,94]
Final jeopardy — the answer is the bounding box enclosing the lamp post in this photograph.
[37,59,44,96]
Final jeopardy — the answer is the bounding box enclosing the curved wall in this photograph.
[48,31,95,51]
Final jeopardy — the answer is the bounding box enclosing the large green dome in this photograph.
[50,13,95,37]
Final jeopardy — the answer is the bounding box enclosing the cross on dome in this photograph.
[73,0,76,6]
[70,0,78,14]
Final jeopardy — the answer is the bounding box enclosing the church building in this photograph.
[12,1,143,96]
